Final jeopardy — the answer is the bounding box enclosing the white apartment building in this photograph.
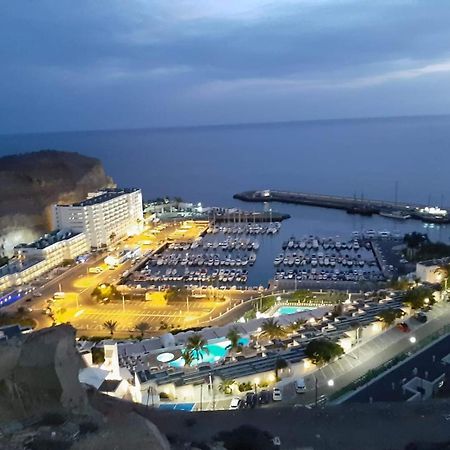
[52,188,144,248]
[0,230,89,293]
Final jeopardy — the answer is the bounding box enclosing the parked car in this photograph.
[397,322,410,332]
[245,392,256,408]
[295,378,306,394]
[258,390,270,404]
[414,312,428,323]
[229,397,242,410]
[272,387,282,401]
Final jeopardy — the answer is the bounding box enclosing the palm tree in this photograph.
[435,264,450,290]
[260,318,285,341]
[275,357,288,380]
[103,320,118,337]
[186,333,209,361]
[135,322,150,337]
[218,379,235,395]
[181,349,194,367]
[284,320,306,335]
[226,327,243,357]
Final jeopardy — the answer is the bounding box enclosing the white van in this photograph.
[89,266,103,274]
[53,292,65,299]
[294,378,306,394]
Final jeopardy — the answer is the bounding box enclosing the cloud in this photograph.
[1,0,450,132]
[190,58,450,97]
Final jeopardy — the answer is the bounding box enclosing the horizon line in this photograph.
[1,112,450,137]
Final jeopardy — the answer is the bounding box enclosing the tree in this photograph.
[275,357,288,379]
[135,322,150,337]
[226,327,243,356]
[218,379,235,395]
[186,333,209,361]
[378,308,404,329]
[259,318,286,341]
[283,320,306,335]
[181,349,194,367]
[91,283,120,302]
[164,287,189,303]
[331,302,344,317]
[403,286,435,310]
[103,320,118,337]
[305,339,344,366]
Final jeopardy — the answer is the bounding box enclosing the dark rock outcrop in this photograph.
[0,150,114,253]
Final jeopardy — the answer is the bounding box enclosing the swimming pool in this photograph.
[169,337,250,368]
[159,403,195,411]
[276,305,317,315]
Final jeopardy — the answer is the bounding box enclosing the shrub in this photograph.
[79,421,99,435]
[40,412,66,426]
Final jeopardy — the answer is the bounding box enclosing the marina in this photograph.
[125,222,282,290]
[272,233,385,289]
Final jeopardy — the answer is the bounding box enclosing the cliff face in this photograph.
[0,150,114,253]
[0,325,170,450]
[0,325,88,420]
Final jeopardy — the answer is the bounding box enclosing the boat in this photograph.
[379,210,411,220]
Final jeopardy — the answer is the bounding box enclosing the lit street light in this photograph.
[409,336,417,344]
[328,379,335,387]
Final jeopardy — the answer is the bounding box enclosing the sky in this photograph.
[2,0,450,133]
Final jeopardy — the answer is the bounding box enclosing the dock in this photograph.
[233,190,450,224]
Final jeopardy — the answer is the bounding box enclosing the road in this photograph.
[5,220,259,337]
[272,299,450,408]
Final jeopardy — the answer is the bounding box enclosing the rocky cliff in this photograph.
[0,325,170,450]
[0,150,114,253]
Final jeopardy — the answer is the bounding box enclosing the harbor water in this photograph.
[2,115,450,286]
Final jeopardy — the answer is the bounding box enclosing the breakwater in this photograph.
[234,190,450,224]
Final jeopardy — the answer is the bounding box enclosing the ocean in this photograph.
[1,115,450,284]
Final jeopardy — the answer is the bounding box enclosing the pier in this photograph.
[234,190,450,224]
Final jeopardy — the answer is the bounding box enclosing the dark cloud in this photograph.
[1,0,450,133]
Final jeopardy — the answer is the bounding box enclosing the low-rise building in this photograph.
[416,257,450,283]
[52,188,144,249]
[0,230,88,295]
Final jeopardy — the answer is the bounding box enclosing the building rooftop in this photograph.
[417,257,450,267]
[99,379,122,393]
[15,229,81,250]
[57,188,140,208]
[0,324,22,340]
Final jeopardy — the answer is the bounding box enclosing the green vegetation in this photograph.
[226,326,243,356]
[218,379,235,395]
[389,277,412,290]
[238,381,254,392]
[377,308,404,329]
[404,232,450,262]
[135,321,150,337]
[0,310,35,329]
[259,318,286,341]
[403,286,435,309]
[186,333,209,360]
[283,319,306,335]
[164,286,189,303]
[181,349,194,367]
[102,320,118,337]
[91,283,120,302]
[304,339,344,366]
[91,347,105,364]
[0,256,9,267]
[274,357,288,379]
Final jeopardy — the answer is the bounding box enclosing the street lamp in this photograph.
[409,336,417,344]
[327,379,335,387]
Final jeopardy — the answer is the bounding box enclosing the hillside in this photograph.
[0,150,114,253]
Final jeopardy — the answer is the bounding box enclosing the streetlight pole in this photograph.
[122,294,125,312]
[315,376,318,407]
